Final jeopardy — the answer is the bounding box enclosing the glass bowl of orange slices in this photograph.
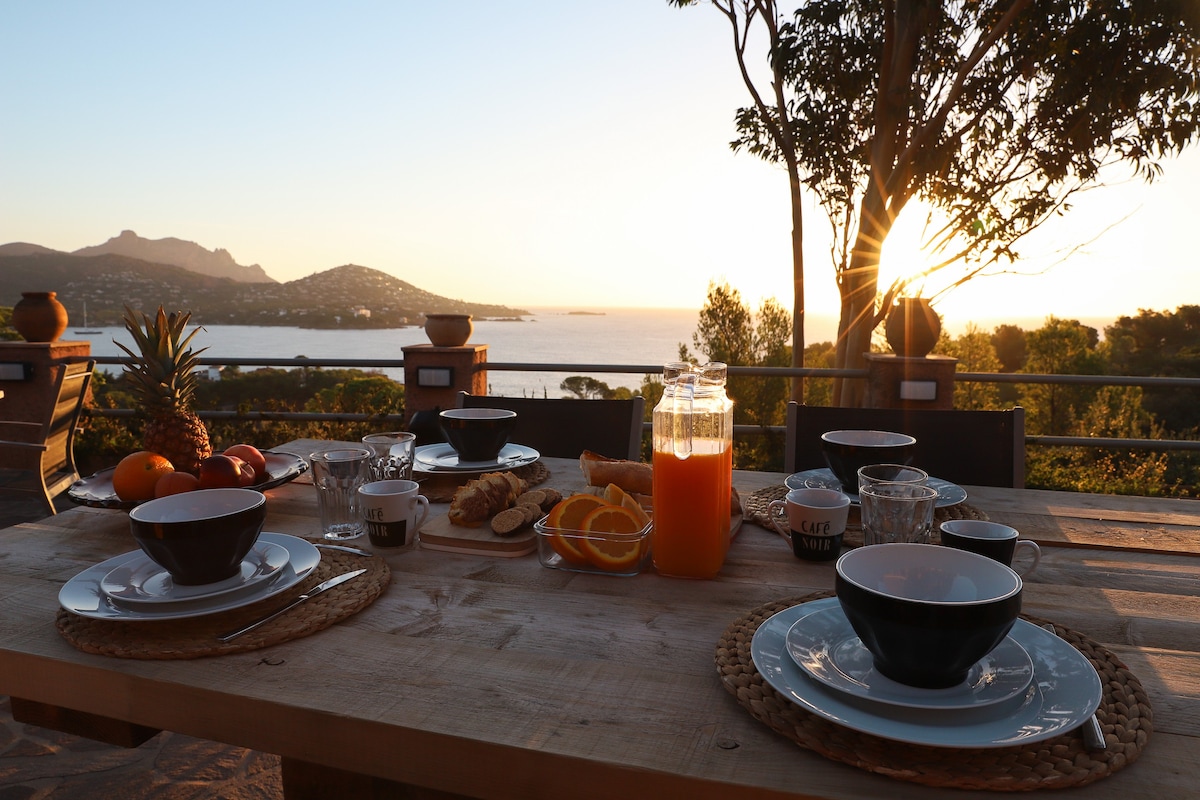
[535,485,652,576]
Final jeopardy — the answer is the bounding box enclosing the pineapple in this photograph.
[117,306,213,475]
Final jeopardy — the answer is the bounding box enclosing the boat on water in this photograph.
[74,301,101,334]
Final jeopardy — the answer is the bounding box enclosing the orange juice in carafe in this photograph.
[652,362,733,579]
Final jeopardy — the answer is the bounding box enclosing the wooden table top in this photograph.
[1,439,1198,799]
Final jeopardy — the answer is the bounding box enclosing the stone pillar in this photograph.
[864,353,958,410]
[400,343,488,424]
[0,340,92,423]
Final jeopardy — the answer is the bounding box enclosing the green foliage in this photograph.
[1021,317,1106,435]
[1026,386,1174,496]
[1105,305,1200,435]
[560,376,614,400]
[683,281,792,470]
[0,307,20,341]
[76,366,408,471]
[943,324,1003,410]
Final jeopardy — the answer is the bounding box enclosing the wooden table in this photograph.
[1,439,1198,799]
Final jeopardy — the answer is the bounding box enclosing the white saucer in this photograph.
[785,468,967,507]
[413,443,540,472]
[59,533,320,621]
[100,541,291,605]
[785,605,1034,710]
[751,597,1103,748]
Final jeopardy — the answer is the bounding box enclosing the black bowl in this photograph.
[129,488,267,586]
[821,430,916,493]
[439,408,517,462]
[834,543,1023,689]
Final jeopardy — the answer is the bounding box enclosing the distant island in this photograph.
[567,311,606,316]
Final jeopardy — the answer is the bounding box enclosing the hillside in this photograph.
[0,254,528,328]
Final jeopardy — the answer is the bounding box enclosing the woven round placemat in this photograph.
[55,546,390,660]
[718,592,1152,791]
[745,484,987,549]
[418,460,550,503]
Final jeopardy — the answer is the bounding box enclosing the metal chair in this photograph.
[785,402,1026,488]
[0,360,95,516]
[457,393,646,460]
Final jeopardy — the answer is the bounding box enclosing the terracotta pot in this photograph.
[884,297,941,358]
[424,314,473,347]
[12,291,69,343]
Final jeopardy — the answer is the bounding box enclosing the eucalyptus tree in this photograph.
[673,0,1200,405]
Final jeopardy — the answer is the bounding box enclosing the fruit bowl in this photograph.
[68,450,309,509]
[128,488,267,585]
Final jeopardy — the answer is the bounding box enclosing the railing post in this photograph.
[0,340,92,423]
[863,353,958,409]
[400,343,488,424]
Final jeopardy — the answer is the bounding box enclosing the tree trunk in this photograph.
[788,158,805,403]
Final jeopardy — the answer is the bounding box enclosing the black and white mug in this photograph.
[939,519,1040,576]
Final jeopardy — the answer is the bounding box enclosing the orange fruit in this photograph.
[581,505,643,535]
[154,470,199,498]
[579,505,646,571]
[113,451,175,502]
[546,493,607,529]
[545,494,607,564]
[602,482,651,528]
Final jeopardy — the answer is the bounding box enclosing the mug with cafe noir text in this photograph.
[358,479,429,550]
[940,519,1041,576]
[767,487,851,562]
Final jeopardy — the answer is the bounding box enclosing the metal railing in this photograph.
[78,354,1200,452]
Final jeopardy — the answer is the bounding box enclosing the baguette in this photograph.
[579,450,742,516]
[579,450,653,496]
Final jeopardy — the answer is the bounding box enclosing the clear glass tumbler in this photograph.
[361,431,416,481]
[310,447,372,540]
[859,482,939,546]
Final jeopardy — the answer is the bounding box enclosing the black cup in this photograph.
[940,520,1041,575]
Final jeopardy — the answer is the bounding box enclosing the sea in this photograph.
[78,307,788,397]
[75,307,1115,396]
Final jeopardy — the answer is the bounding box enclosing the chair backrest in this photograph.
[457,393,646,460]
[785,402,1025,488]
[43,360,95,478]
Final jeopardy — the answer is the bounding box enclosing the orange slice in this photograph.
[602,482,651,528]
[547,493,607,529]
[579,505,645,571]
[545,494,606,564]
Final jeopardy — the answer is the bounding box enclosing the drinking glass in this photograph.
[310,447,372,540]
[361,431,416,481]
[859,482,939,545]
[857,463,928,494]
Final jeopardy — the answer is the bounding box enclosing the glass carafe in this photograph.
[651,362,733,579]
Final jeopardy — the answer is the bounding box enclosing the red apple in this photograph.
[198,454,255,489]
[224,444,267,481]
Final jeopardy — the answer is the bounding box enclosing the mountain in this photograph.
[0,253,528,329]
[71,230,275,283]
[0,242,60,257]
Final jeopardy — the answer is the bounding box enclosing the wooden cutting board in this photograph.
[417,511,537,557]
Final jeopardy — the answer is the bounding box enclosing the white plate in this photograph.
[751,598,1103,748]
[413,443,540,473]
[59,533,320,621]
[100,540,291,605]
[785,605,1034,710]
[785,468,967,507]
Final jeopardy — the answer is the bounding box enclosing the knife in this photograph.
[217,569,367,642]
[1040,623,1107,751]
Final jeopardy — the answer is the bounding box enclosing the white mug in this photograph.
[358,479,429,550]
[766,487,851,562]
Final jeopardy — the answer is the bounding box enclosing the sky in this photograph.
[2,1,1197,338]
